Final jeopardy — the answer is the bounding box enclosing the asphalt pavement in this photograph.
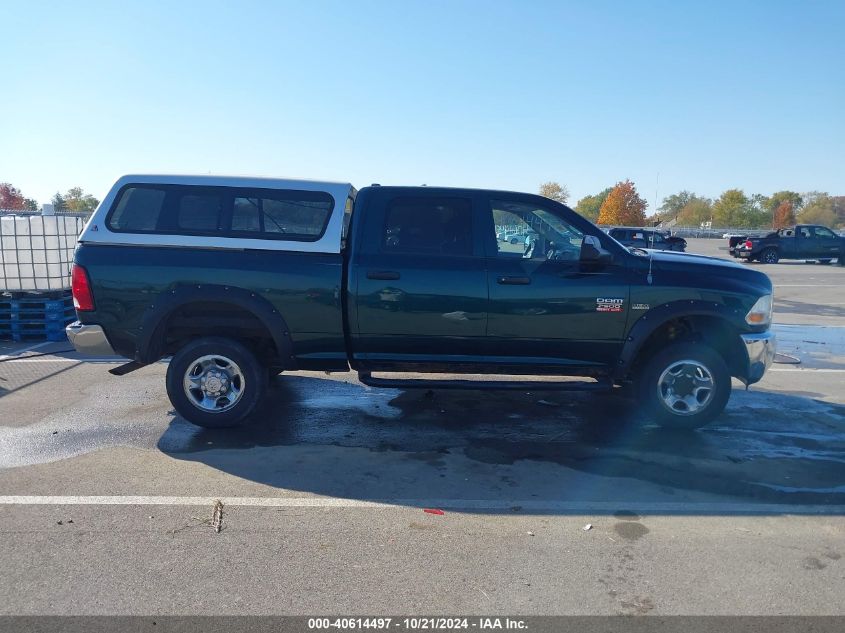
[0,238,843,616]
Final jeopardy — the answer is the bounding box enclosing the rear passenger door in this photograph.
[350,190,489,367]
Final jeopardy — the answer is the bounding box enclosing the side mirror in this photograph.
[581,235,613,264]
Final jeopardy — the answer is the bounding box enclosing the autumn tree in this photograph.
[0,183,26,209]
[764,191,803,216]
[597,180,647,226]
[574,188,611,222]
[772,200,795,229]
[538,181,570,205]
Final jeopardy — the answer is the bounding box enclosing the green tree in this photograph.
[64,187,100,213]
[574,187,611,222]
[712,189,757,228]
[659,191,695,220]
[798,194,839,227]
[23,198,38,211]
[597,180,648,226]
[52,192,67,212]
[538,181,570,205]
[676,197,713,226]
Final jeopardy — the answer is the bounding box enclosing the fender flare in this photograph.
[614,300,747,380]
[135,284,294,366]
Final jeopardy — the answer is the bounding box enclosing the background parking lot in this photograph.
[0,238,843,615]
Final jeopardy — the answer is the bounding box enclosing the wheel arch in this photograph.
[135,284,294,367]
[615,301,748,382]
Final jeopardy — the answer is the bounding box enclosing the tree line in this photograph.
[0,182,100,214]
[540,181,845,229]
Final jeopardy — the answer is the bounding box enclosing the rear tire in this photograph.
[760,248,779,264]
[166,337,268,428]
[636,342,731,430]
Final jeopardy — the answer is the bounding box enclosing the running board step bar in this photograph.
[357,372,612,391]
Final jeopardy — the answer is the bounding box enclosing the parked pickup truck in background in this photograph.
[607,227,687,252]
[730,224,845,264]
[67,175,776,430]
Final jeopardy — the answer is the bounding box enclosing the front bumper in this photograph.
[740,330,776,384]
[65,322,117,356]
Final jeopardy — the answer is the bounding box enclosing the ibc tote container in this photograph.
[0,215,84,292]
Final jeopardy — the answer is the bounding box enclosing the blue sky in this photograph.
[1,0,843,208]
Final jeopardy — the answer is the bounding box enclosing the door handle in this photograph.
[367,270,401,280]
[497,276,531,285]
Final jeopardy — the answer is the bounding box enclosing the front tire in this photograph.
[166,337,268,428]
[636,342,731,430]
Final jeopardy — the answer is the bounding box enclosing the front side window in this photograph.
[383,197,473,255]
[814,227,836,239]
[490,200,583,261]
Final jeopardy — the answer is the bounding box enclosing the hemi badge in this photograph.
[633,303,650,310]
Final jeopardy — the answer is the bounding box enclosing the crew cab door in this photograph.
[349,190,488,367]
[810,226,842,259]
[483,195,630,369]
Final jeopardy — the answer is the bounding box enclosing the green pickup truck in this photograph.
[67,175,776,430]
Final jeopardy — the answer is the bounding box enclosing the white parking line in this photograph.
[769,367,845,373]
[0,341,55,360]
[1,358,121,363]
[0,495,841,514]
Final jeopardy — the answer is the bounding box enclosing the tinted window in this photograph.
[383,197,473,255]
[108,184,334,241]
[108,187,166,231]
[177,194,222,231]
[232,197,261,231]
[231,193,333,239]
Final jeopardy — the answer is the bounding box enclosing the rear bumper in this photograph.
[65,322,116,356]
[740,330,776,384]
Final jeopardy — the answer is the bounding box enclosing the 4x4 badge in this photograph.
[596,297,624,312]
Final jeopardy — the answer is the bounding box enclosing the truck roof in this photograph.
[112,173,354,191]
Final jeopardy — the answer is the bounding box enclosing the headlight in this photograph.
[746,294,773,326]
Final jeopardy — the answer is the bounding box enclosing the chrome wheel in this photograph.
[762,249,778,263]
[182,354,245,413]
[657,359,715,416]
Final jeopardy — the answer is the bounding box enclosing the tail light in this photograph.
[71,264,95,311]
[744,240,753,249]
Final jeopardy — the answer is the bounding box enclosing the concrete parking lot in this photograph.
[0,238,843,616]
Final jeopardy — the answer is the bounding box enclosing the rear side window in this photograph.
[108,187,166,231]
[230,192,334,239]
[177,194,223,231]
[383,197,473,255]
[107,184,334,241]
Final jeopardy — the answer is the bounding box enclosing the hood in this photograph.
[634,249,773,294]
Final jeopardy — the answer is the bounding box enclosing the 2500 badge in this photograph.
[596,297,624,312]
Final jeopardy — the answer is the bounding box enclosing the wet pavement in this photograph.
[0,238,844,614]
